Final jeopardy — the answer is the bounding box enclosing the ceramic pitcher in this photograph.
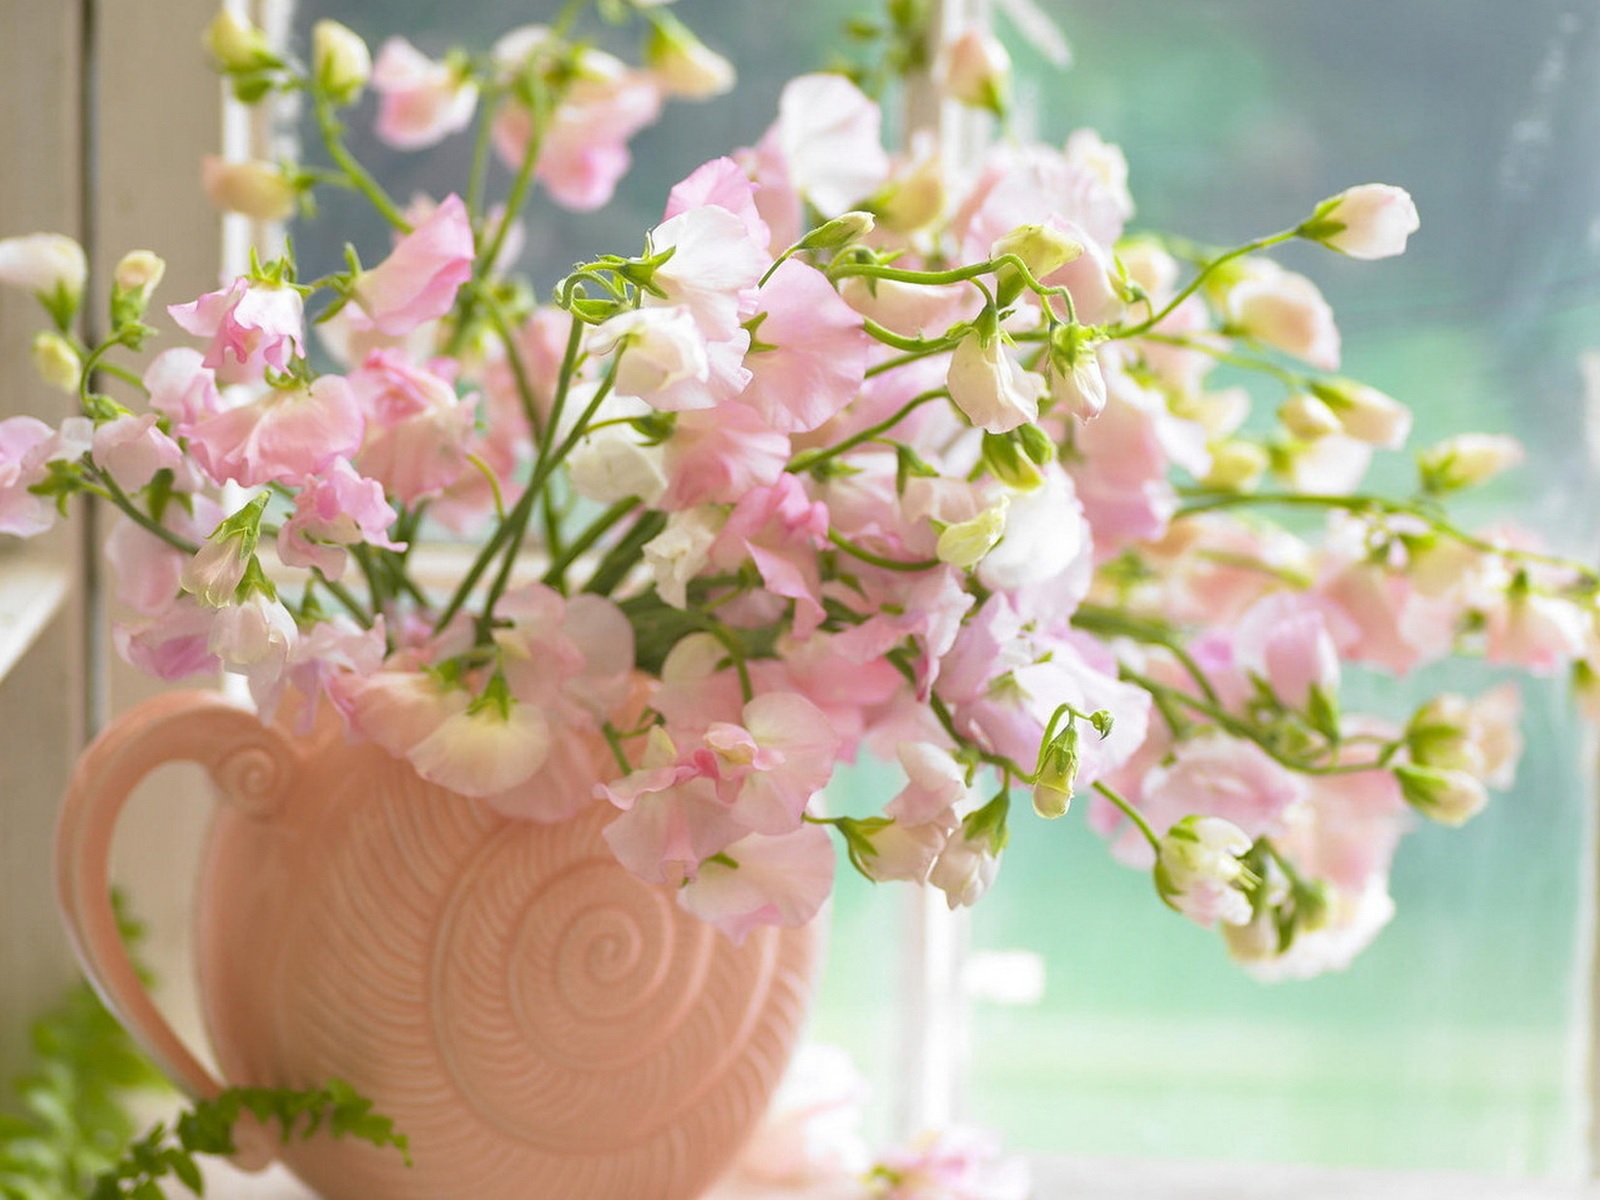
[55,690,821,1200]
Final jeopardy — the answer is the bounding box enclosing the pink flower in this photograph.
[589,306,711,404]
[209,590,298,715]
[663,156,769,248]
[739,259,869,434]
[600,728,749,885]
[340,668,469,759]
[280,615,387,735]
[350,350,476,501]
[861,742,967,884]
[706,692,841,833]
[0,415,58,536]
[678,823,834,942]
[1138,732,1307,855]
[1484,587,1589,675]
[1233,593,1341,710]
[660,405,789,510]
[1282,766,1408,894]
[144,348,221,425]
[371,37,478,149]
[169,278,304,385]
[351,195,474,337]
[407,693,553,798]
[91,413,182,493]
[1225,261,1340,371]
[114,597,219,680]
[106,497,221,616]
[278,458,402,579]
[769,74,890,216]
[709,476,830,637]
[873,1128,1031,1200]
[185,376,364,487]
[491,35,662,211]
[1155,814,1256,927]
[647,205,769,343]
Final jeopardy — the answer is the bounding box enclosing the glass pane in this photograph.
[972,0,1600,1176]
[284,0,901,1145]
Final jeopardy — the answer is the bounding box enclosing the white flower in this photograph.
[1308,184,1420,260]
[202,157,297,222]
[1154,815,1255,927]
[946,325,1040,434]
[1417,433,1524,492]
[590,306,710,400]
[313,20,372,106]
[407,695,552,799]
[936,498,1009,570]
[0,233,86,298]
[642,506,725,607]
[1311,379,1412,449]
[567,429,667,505]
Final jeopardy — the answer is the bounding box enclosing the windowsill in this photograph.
[197,1155,1600,1199]
[0,553,70,685]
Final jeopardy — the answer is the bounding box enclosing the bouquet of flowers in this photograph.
[0,0,1588,984]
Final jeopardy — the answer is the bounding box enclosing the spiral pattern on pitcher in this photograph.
[211,742,819,1200]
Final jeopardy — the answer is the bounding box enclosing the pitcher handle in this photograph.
[55,689,300,1171]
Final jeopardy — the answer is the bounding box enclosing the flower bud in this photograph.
[203,10,276,72]
[935,498,1009,570]
[1394,763,1487,827]
[1201,439,1267,492]
[992,223,1083,282]
[946,316,1041,434]
[31,331,81,393]
[797,211,877,252]
[981,431,1044,491]
[1278,392,1341,440]
[201,156,297,222]
[1031,723,1079,819]
[1301,184,1420,260]
[874,152,946,234]
[1154,815,1255,927]
[1224,262,1339,371]
[313,20,372,106]
[113,250,165,296]
[181,493,268,608]
[1417,432,1524,493]
[1309,378,1412,450]
[0,233,87,301]
[645,15,735,99]
[940,29,1011,115]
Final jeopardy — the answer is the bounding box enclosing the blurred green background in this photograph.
[289,0,1600,1177]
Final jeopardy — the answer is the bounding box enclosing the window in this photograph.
[3,0,1597,1194]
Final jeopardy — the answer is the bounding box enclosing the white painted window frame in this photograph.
[2,1,1597,1196]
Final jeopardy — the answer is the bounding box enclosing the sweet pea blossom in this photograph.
[1308,184,1420,260]
[1154,815,1256,928]
[769,74,890,217]
[185,375,364,487]
[350,195,474,337]
[1484,584,1589,674]
[645,15,735,99]
[489,31,664,212]
[1224,261,1340,371]
[940,29,1011,114]
[350,350,477,501]
[858,743,968,884]
[660,405,789,510]
[0,416,60,537]
[278,458,403,579]
[647,204,769,342]
[678,823,835,942]
[946,324,1040,434]
[0,233,86,300]
[209,588,299,714]
[371,38,478,149]
[871,1127,1032,1200]
[91,413,182,493]
[201,157,296,222]
[590,306,711,403]
[169,277,304,385]
[739,259,869,434]
[407,688,554,799]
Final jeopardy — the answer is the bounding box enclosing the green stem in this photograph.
[1112,229,1297,340]
[1137,331,1305,388]
[481,292,546,443]
[542,497,639,589]
[788,389,945,473]
[86,474,196,554]
[313,90,410,232]
[1092,781,1162,852]
[827,529,940,572]
[309,568,373,628]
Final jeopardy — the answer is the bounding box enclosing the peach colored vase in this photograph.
[55,690,821,1200]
